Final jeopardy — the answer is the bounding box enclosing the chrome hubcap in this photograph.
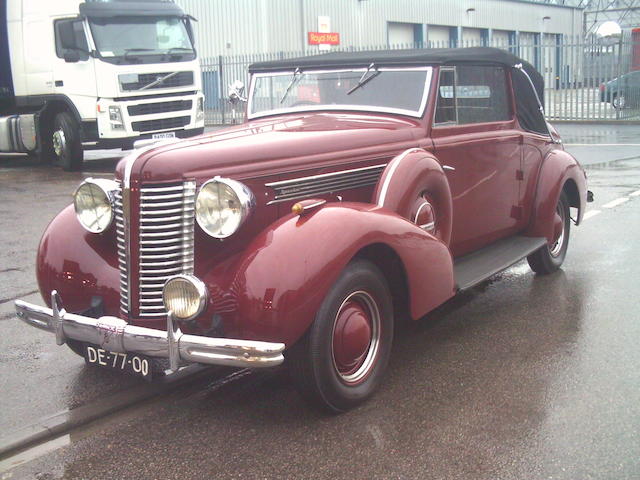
[331,291,381,384]
[550,203,565,257]
[52,129,66,157]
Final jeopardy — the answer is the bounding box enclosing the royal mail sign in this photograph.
[308,31,340,45]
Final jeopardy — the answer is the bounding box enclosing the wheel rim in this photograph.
[549,202,566,257]
[331,291,381,385]
[52,129,66,157]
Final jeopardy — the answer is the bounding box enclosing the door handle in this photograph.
[442,165,455,171]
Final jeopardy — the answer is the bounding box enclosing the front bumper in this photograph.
[15,291,285,371]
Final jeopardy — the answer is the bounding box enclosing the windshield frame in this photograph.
[87,15,196,65]
[247,66,433,120]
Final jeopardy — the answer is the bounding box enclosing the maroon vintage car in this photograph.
[16,48,590,412]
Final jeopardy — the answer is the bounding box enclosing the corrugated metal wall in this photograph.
[176,0,581,59]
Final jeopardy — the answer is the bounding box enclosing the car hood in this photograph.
[115,113,424,182]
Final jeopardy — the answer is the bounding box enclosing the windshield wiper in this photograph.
[280,68,302,104]
[123,48,155,60]
[164,47,193,58]
[347,63,380,95]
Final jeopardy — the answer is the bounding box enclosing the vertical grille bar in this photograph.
[114,184,129,315]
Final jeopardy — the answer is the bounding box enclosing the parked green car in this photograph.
[600,70,640,109]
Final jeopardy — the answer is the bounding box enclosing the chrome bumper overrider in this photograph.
[15,291,285,371]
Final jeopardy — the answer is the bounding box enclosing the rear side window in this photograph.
[434,66,511,126]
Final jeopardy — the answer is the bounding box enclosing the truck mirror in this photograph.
[58,21,77,50]
[63,50,81,63]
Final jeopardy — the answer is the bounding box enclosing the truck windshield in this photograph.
[248,67,432,119]
[88,16,195,65]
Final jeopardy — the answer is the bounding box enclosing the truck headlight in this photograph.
[196,97,204,121]
[73,178,119,233]
[163,275,208,320]
[109,106,124,130]
[195,177,254,239]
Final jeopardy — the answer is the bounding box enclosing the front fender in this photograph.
[36,205,121,315]
[525,149,587,242]
[227,202,455,347]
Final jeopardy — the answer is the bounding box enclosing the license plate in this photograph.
[152,132,176,140]
[84,345,152,380]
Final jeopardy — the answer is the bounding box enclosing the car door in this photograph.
[431,65,522,258]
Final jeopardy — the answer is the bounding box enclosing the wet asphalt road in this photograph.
[1,124,639,479]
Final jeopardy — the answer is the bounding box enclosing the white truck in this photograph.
[0,0,204,170]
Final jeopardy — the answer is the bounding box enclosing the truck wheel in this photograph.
[52,112,83,171]
[527,191,570,274]
[287,259,394,412]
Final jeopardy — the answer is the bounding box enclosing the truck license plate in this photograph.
[152,132,176,140]
[84,345,152,380]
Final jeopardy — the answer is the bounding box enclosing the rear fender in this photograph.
[525,149,587,242]
[373,148,453,245]
[228,203,455,347]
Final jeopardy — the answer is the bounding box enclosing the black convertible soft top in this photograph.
[249,47,547,135]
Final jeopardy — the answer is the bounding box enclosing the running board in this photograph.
[453,236,547,291]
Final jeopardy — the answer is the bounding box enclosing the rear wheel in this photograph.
[527,191,570,274]
[52,111,83,171]
[287,259,394,412]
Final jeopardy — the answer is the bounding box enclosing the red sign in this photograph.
[308,32,340,46]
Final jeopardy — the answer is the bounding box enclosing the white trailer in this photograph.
[0,0,204,170]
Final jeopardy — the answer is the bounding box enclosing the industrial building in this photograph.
[176,0,583,59]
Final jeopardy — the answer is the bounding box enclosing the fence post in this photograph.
[218,55,225,125]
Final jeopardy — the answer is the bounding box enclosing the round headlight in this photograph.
[195,177,255,239]
[73,178,118,233]
[162,275,208,321]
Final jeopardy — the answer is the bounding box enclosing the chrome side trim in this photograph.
[15,294,285,370]
[265,163,386,205]
[376,148,422,208]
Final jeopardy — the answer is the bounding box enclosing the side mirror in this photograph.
[63,50,81,63]
[228,80,247,104]
[58,21,77,50]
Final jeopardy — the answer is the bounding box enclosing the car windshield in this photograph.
[249,67,432,119]
[88,16,195,65]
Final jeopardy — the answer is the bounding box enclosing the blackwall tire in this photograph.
[287,259,394,413]
[53,112,83,171]
[527,191,570,274]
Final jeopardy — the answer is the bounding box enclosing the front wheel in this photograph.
[287,259,394,413]
[527,191,570,274]
[52,111,83,171]
[612,94,626,110]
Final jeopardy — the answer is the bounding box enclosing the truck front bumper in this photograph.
[15,291,285,371]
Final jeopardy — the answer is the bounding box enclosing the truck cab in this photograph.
[0,0,204,170]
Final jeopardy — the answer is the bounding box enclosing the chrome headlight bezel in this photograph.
[73,178,119,234]
[195,177,255,239]
[162,274,208,321]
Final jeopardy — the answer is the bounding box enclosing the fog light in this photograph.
[162,275,208,321]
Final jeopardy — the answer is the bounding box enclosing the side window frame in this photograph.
[433,66,458,126]
[433,65,512,127]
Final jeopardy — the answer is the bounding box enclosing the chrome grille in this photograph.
[137,181,197,317]
[114,184,129,314]
[265,164,387,204]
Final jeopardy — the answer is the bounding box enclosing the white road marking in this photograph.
[629,190,640,197]
[583,210,601,220]
[602,197,629,209]
[563,143,640,147]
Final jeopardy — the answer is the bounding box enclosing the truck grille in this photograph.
[131,116,190,133]
[119,71,194,91]
[115,181,197,318]
[127,100,192,117]
[114,185,129,314]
